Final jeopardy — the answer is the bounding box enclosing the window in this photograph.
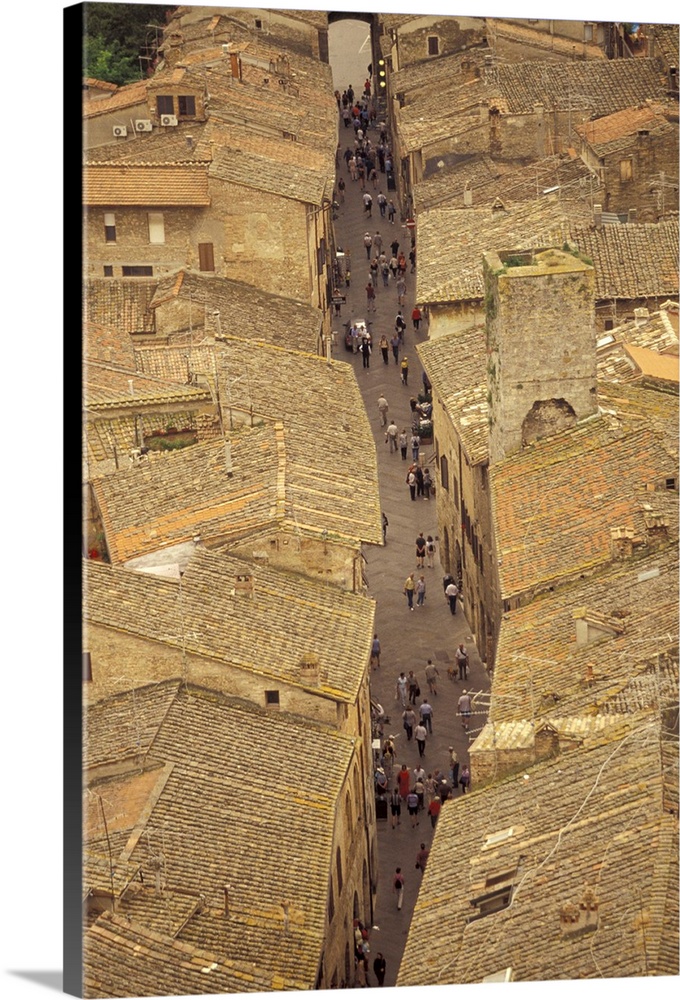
[178,95,196,116]
[619,158,633,183]
[103,265,113,277]
[148,212,165,244]
[104,212,116,242]
[198,242,215,272]
[427,36,439,56]
[440,454,449,491]
[336,847,343,893]
[584,24,593,42]
[156,95,174,115]
[666,478,677,491]
[327,883,335,923]
[453,476,459,511]
[265,690,280,706]
[122,265,153,276]
[255,18,262,29]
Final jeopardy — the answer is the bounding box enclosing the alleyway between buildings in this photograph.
[330,116,491,986]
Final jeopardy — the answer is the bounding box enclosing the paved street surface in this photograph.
[330,114,491,987]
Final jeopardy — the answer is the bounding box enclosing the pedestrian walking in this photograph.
[411,432,420,462]
[382,511,389,543]
[459,764,471,793]
[365,282,376,313]
[413,776,425,811]
[413,763,426,784]
[388,199,396,223]
[377,191,387,217]
[412,305,422,330]
[448,746,460,788]
[363,232,373,258]
[403,573,415,609]
[416,575,426,606]
[372,231,382,253]
[397,763,410,799]
[381,260,390,287]
[408,670,420,704]
[406,468,416,501]
[389,786,401,828]
[396,275,406,305]
[363,191,373,216]
[370,633,381,669]
[390,334,400,364]
[415,532,427,568]
[426,535,436,566]
[427,796,441,828]
[406,789,420,827]
[423,469,433,500]
[360,337,372,367]
[414,722,427,757]
[401,357,409,386]
[396,671,408,706]
[415,843,429,874]
[419,698,433,733]
[395,310,406,338]
[373,954,386,986]
[402,706,416,741]
[458,690,472,730]
[370,257,379,285]
[455,642,468,680]
[386,420,398,453]
[445,579,459,615]
[379,334,389,364]
[424,659,439,695]
[399,429,408,460]
[393,868,405,910]
[424,773,437,808]
[338,176,345,202]
[409,246,417,272]
[415,465,424,497]
[390,238,400,257]
[377,394,389,426]
[389,255,399,279]
[349,156,357,180]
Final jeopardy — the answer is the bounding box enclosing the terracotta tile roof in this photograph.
[490,414,678,600]
[471,713,630,752]
[414,153,602,213]
[85,279,157,335]
[651,22,680,68]
[597,380,680,459]
[133,340,217,384]
[85,546,375,702]
[83,77,118,92]
[416,198,589,304]
[91,429,283,562]
[83,80,149,118]
[86,121,214,165]
[84,359,210,411]
[489,548,679,724]
[85,411,204,480]
[213,338,383,545]
[84,321,136,369]
[209,145,328,203]
[391,48,491,97]
[83,163,211,206]
[144,269,322,352]
[625,343,680,383]
[571,219,679,300]
[84,682,178,769]
[416,326,489,465]
[496,58,668,117]
[575,102,676,156]
[597,308,680,385]
[398,719,678,983]
[84,911,302,997]
[83,681,358,992]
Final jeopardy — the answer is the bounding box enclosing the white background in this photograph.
[1,1,675,998]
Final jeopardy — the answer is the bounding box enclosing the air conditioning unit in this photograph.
[160,114,178,126]
[135,119,153,132]
[112,125,128,137]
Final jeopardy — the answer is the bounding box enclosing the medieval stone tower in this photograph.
[483,246,597,464]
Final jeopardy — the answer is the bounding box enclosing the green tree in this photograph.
[82,3,175,85]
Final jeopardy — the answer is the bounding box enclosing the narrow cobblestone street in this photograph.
[330,115,491,987]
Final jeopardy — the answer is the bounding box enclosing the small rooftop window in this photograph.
[483,827,514,848]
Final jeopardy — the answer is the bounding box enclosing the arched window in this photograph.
[345,790,353,841]
[336,846,343,893]
[440,454,449,490]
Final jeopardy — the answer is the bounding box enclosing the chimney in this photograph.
[233,573,254,598]
[644,512,669,550]
[593,203,602,228]
[610,525,635,560]
[633,306,649,326]
[560,887,599,937]
[534,722,559,761]
[463,180,473,207]
[298,652,320,687]
[627,207,637,223]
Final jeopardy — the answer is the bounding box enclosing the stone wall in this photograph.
[83,205,207,279]
[394,16,487,68]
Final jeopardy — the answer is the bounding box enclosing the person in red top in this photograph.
[427,795,441,828]
[397,764,410,800]
[411,306,422,331]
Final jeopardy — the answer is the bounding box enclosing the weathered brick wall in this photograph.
[471,746,536,783]
[601,131,679,222]
[396,16,487,68]
[485,249,597,464]
[84,205,207,278]
[229,533,361,592]
[85,625,338,726]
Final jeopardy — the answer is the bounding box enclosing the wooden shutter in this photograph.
[198,242,215,271]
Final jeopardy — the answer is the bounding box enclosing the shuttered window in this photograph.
[178,95,196,116]
[148,212,165,244]
[156,95,174,115]
[104,212,116,242]
[198,242,215,271]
